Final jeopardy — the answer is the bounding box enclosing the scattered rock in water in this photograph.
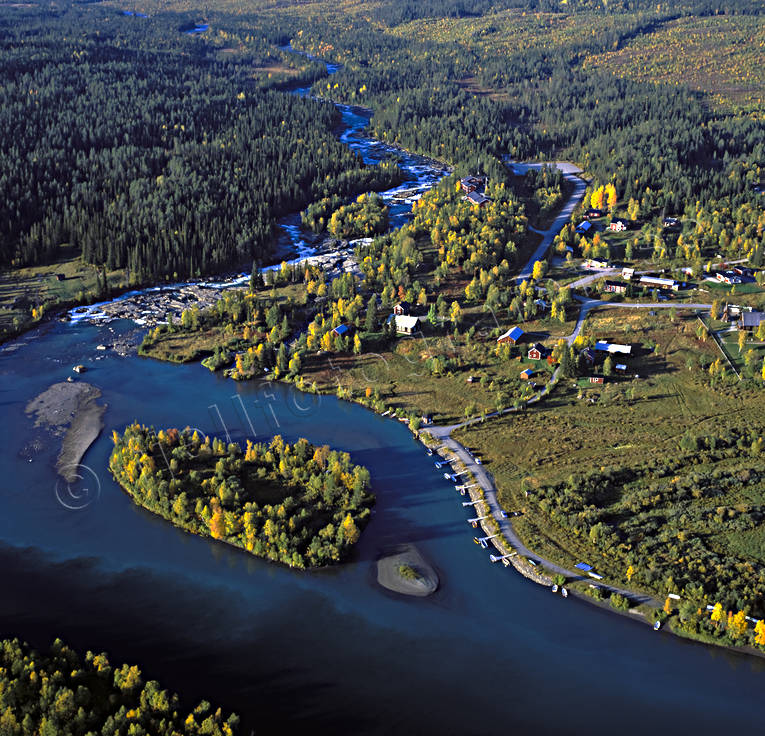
[19,436,47,463]
[377,544,439,597]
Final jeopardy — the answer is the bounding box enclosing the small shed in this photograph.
[520,368,533,380]
[393,301,411,316]
[609,219,628,232]
[332,324,351,338]
[580,347,597,365]
[575,221,592,235]
[739,311,764,331]
[603,280,628,294]
[589,376,604,385]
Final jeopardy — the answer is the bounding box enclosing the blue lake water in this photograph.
[1,41,762,736]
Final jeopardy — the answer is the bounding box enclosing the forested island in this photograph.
[109,424,373,568]
[0,637,238,736]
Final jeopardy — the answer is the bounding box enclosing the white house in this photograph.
[639,275,679,291]
[387,314,424,335]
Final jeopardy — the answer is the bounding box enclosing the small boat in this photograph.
[426,449,433,456]
[561,587,568,598]
[434,461,442,469]
[551,584,559,593]
[653,621,661,631]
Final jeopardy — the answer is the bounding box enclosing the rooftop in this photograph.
[498,326,524,342]
[595,341,632,355]
[465,191,490,205]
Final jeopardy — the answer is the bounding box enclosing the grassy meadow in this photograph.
[455,309,765,620]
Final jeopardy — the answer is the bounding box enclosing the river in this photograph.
[1,44,763,736]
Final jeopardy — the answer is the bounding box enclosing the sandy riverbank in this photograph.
[377,544,439,597]
[25,382,106,482]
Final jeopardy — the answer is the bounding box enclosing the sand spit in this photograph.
[377,544,439,597]
[26,382,106,482]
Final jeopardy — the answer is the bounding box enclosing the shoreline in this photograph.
[25,381,106,482]
[264,378,765,659]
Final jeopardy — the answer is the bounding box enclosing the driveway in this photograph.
[512,162,589,283]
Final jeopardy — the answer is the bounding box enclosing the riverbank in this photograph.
[25,381,106,482]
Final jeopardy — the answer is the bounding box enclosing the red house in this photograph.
[460,176,485,193]
[527,343,550,361]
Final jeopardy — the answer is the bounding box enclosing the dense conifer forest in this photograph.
[0,3,401,279]
[293,5,763,221]
[1,0,762,285]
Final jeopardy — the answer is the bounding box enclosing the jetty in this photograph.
[467,514,490,528]
[490,552,517,563]
[446,469,470,481]
[474,534,499,549]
